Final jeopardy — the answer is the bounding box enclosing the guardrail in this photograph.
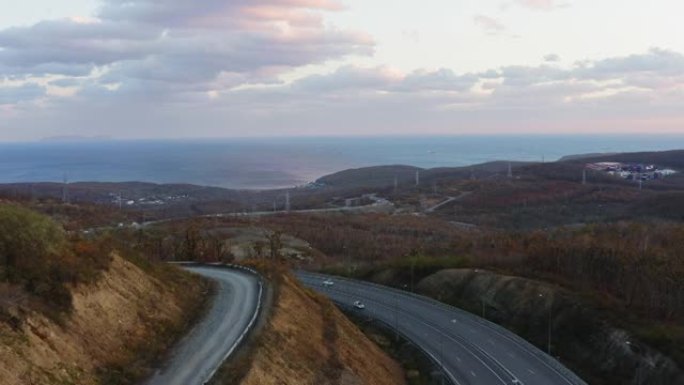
[299,271,588,385]
[334,301,460,385]
[170,262,265,385]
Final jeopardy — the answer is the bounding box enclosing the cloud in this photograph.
[0,83,45,105]
[0,0,373,91]
[473,15,507,35]
[513,0,569,11]
[577,48,684,78]
[0,1,682,142]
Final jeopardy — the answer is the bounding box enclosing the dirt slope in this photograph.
[0,254,209,385]
[239,273,406,385]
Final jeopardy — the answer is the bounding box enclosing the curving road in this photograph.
[297,271,587,385]
[144,266,261,385]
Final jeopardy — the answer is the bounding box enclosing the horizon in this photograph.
[3,135,684,189]
[4,132,684,144]
[1,0,683,140]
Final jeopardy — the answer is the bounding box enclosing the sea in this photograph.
[1,135,684,190]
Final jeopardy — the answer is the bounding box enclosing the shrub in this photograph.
[0,204,112,314]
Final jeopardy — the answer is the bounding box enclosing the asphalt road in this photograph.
[297,272,587,385]
[144,266,261,385]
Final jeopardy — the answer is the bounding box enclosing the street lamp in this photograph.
[481,298,486,319]
[393,293,400,342]
[539,293,552,355]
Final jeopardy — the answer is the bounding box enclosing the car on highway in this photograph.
[322,279,334,287]
[353,300,365,309]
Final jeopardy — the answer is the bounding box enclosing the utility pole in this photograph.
[285,191,291,212]
[415,170,420,186]
[548,305,552,355]
[62,173,69,204]
[410,256,416,292]
[507,162,513,179]
[394,176,398,192]
[582,169,587,185]
[394,293,400,342]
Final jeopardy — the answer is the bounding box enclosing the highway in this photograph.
[144,266,261,385]
[424,192,471,213]
[298,272,587,385]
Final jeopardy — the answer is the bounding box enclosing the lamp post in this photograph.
[539,293,552,355]
[394,293,400,342]
[481,298,486,319]
[439,337,445,385]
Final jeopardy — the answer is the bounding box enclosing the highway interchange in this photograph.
[143,265,586,385]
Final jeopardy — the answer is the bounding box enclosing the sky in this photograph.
[0,0,683,140]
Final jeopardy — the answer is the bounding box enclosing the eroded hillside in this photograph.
[0,249,208,385]
[223,271,406,385]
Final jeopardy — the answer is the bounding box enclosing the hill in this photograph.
[218,270,406,385]
[0,204,211,385]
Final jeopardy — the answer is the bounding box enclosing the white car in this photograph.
[353,301,366,309]
[322,279,334,287]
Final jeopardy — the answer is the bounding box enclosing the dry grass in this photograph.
[0,254,210,385]
[238,272,406,385]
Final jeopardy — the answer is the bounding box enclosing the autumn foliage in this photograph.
[0,204,112,314]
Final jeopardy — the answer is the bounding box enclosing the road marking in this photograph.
[528,369,536,375]
[470,371,477,377]
[299,273,578,385]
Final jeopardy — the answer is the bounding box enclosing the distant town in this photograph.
[587,162,677,181]
[108,192,191,207]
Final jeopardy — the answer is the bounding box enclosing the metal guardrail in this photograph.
[170,262,265,385]
[334,301,460,385]
[299,271,588,385]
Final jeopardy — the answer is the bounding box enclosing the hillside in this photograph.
[316,165,422,189]
[0,204,211,385]
[214,269,406,385]
[417,269,684,385]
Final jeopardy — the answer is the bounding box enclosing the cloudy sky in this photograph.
[0,0,682,140]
